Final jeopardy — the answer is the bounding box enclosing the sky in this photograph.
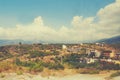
[0,0,120,43]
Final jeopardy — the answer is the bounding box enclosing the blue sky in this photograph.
[0,0,119,42]
[0,0,114,27]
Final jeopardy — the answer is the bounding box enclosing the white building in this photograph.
[62,45,67,50]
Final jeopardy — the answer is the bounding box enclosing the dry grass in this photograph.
[0,73,5,78]
[41,68,78,77]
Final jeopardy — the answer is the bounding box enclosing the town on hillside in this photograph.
[0,42,120,73]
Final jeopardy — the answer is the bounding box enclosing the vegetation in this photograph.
[16,71,23,75]
[100,61,120,70]
[0,73,5,78]
[110,71,120,78]
[29,51,59,58]
[44,62,64,70]
[0,52,13,61]
[62,53,87,63]
[14,58,64,73]
[0,61,17,72]
[60,53,120,70]
[0,44,120,74]
[79,69,100,74]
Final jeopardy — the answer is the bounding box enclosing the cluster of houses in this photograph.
[62,43,120,64]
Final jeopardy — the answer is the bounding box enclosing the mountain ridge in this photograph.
[0,35,120,46]
[97,35,120,44]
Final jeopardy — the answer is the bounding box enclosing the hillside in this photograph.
[0,42,120,77]
[97,35,120,44]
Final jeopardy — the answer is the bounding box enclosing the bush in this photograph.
[44,62,64,70]
[21,61,35,67]
[29,51,45,58]
[29,51,58,58]
[110,71,120,78]
[15,58,21,66]
[67,62,86,69]
[0,74,5,78]
[88,70,100,74]
[63,54,87,63]
[79,69,100,74]
[100,61,120,70]
[29,62,44,72]
[86,62,101,69]
[16,71,23,75]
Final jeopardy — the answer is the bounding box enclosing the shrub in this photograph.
[100,61,120,70]
[15,58,21,66]
[0,74,5,78]
[16,71,23,75]
[30,63,44,72]
[44,62,64,70]
[110,71,120,78]
[86,62,101,69]
[88,70,100,74]
[79,69,100,74]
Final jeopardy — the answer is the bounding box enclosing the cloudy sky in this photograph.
[0,0,120,43]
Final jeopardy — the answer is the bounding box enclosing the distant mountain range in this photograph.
[0,40,36,46]
[97,35,120,44]
[0,35,120,46]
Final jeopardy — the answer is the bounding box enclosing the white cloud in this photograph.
[71,0,120,41]
[33,16,44,26]
[96,0,120,36]
[0,0,120,43]
[72,16,94,28]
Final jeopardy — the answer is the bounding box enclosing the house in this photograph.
[95,50,101,58]
[88,50,95,58]
[110,50,116,58]
[101,50,115,58]
[87,58,95,64]
[115,53,120,60]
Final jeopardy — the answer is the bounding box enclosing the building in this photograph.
[110,50,116,58]
[95,50,101,58]
[101,50,115,58]
[62,45,67,50]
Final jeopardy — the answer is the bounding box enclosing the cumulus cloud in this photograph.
[33,16,44,25]
[71,16,94,28]
[96,0,120,36]
[70,0,120,41]
[0,0,120,43]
